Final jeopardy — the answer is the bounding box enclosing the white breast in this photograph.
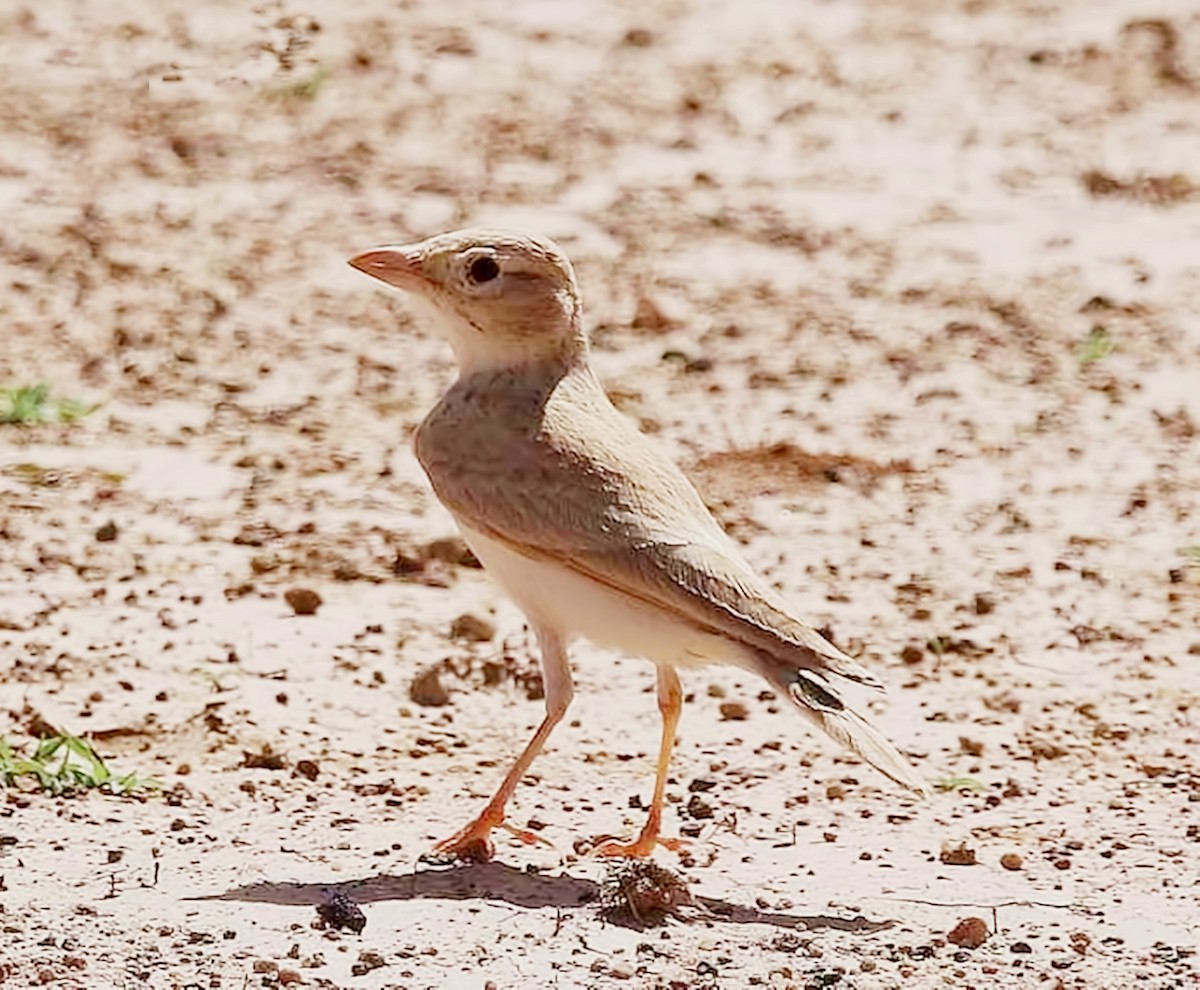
[457,522,745,671]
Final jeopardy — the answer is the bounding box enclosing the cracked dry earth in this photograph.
[1,0,1199,988]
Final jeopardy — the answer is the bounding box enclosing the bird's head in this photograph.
[349,228,586,374]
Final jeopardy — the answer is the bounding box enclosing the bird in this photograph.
[348,228,927,862]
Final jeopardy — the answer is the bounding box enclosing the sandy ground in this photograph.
[2,0,1199,987]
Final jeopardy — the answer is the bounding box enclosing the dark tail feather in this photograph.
[767,667,928,796]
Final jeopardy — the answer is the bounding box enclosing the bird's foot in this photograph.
[590,833,687,859]
[498,820,555,848]
[429,814,551,864]
[429,822,495,863]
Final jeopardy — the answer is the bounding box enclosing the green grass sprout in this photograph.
[0,383,98,424]
[1077,326,1114,365]
[0,733,158,797]
[288,65,330,101]
[933,776,986,792]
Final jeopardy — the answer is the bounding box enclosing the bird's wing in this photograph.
[608,539,882,687]
[417,375,879,688]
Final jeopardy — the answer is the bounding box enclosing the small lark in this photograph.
[350,229,926,862]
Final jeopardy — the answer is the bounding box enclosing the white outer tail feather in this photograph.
[763,667,929,795]
[799,698,930,796]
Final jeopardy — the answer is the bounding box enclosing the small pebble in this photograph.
[350,950,386,976]
[424,536,479,567]
[948,917,989,949]
[450,612,495,642]
[940,843,977,866]
[284,588,322,616]
[410,666,450,707]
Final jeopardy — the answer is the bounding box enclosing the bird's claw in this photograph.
[428,815,553,864]
[498,820,555,848]
[589,834,687,859]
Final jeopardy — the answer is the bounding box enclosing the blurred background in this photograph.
[1,0,1198,986]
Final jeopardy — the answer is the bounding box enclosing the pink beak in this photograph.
[347,245,429,292]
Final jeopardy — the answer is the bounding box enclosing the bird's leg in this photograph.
[593,665,684,858]
[432,626,573,862]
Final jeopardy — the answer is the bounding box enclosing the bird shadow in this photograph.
[193,861,896,935]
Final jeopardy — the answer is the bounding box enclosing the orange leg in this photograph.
[432,626,573,862]
[593,665,683,858]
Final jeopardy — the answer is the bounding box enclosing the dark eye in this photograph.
[467,256,500,284]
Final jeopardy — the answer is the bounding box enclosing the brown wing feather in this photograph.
[416,365,878,687]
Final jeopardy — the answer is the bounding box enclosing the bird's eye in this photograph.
[467,256,500,284]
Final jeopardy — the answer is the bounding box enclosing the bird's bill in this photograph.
[347,245,430,292]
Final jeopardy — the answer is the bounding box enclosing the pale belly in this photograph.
[457,523,746,670]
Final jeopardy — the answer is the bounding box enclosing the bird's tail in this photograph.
[760,662,929,796]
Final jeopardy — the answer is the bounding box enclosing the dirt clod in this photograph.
[294,759,319,781]
[316,889,367,935]
[599,860,695,925]
[424,536,480,568]
[283,588,323,616]
[449,612,495,642]
[351,950,386,975]
[940,842,977,866]
[947,917,989,949]
[409,665,451,707]
[241,746,288,771]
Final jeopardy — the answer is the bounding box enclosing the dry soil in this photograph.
[1,1,1199,988]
